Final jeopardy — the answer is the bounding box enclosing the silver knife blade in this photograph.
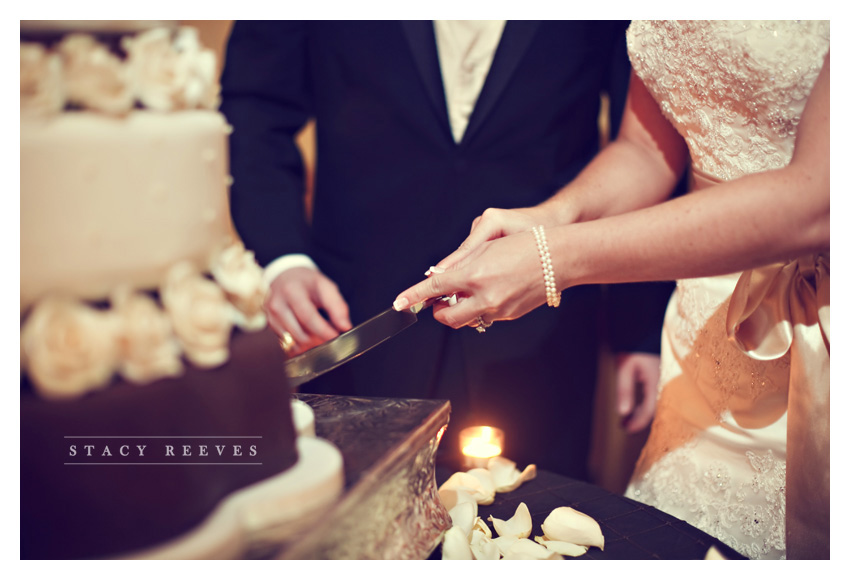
[283,305,419,388]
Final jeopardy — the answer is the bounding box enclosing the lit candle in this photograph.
[459,426,504,469]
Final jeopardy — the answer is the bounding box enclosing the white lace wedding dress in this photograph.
[623,21,830,560]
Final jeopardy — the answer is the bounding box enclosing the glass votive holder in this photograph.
[459,426,504,469]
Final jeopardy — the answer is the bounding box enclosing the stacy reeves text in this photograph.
[68,443,259,458]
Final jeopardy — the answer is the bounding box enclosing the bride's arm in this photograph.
[540,70,690,225]
[556,52,829,288]
[394,53,829,327]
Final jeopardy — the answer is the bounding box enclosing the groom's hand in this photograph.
[264,267,352,356]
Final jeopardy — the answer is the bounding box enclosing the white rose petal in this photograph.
[705,546,727,560]
[466,468,496,505]
[540,506,604,550]
[502,538,562,560]
[438,486,478,514]
[487,456,537,493]
[21,297,118,399]
[470,530,500,560]
[471,516,491,539]
[488,502,532,539]
[492,534,521,557]
[534,536,589,557]
[439,471,494,506]
[441,526,474,560]
[448,501,476,538]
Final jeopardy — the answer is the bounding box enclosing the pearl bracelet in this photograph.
[532,225,561,308]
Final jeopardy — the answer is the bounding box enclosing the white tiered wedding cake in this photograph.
[19,20,343,559]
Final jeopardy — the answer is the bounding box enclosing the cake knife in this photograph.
[282,298,438,388]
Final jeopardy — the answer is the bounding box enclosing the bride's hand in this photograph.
[394,230,549,328]
[434,207,549,272]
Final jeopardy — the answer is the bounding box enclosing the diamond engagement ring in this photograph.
[475,316,493,333]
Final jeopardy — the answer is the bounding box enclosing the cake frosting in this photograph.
[19,21,343,559]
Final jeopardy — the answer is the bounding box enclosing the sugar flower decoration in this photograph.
[124,26,218,111]
[21,297,118,399]
[57,34,133,114]
[161,261,234,368]
[171,26,219,109]
[123,27,180,111]
[20,43,64,116]
[112,286,183,383]
[210,241,269,331]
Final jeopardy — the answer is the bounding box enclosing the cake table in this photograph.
[431,466,747,560]
[277,394,744,560]
[275,394,452,559]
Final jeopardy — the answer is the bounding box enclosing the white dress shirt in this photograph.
[434,20,506,143]
[264,21,506,284]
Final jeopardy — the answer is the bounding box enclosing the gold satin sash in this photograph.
[692,168,830,559]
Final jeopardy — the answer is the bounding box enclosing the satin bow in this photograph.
[726,253,830,559]
[727,253,830,359]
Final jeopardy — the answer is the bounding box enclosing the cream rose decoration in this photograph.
[210,242,269,331]
[122,27,178,111]
[20,43,64,116]
[161,262,234,368]
[20,297,119,400]
[123,26,218,111]
[172,26,219,109]
[57,34,133,115]
[112,286,184,384]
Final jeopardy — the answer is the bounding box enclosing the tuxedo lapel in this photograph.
[461,20,541,145]
[400,21,452,139]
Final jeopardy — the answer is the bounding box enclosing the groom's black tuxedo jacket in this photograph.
[221,21,670,477]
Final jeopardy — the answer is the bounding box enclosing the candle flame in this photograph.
[461,425,502,459]
[462,441,502,458]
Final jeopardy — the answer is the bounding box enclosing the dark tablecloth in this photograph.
[432,466,745,560]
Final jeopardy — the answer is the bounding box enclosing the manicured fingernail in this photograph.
[424,266,446,277]
[393,297,409,311]
[444,293,458,305]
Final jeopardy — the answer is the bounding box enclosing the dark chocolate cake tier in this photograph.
[20,328,298,559]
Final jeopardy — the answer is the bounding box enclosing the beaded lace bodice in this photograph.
[627,20,829,181]
[624,21,829,560]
